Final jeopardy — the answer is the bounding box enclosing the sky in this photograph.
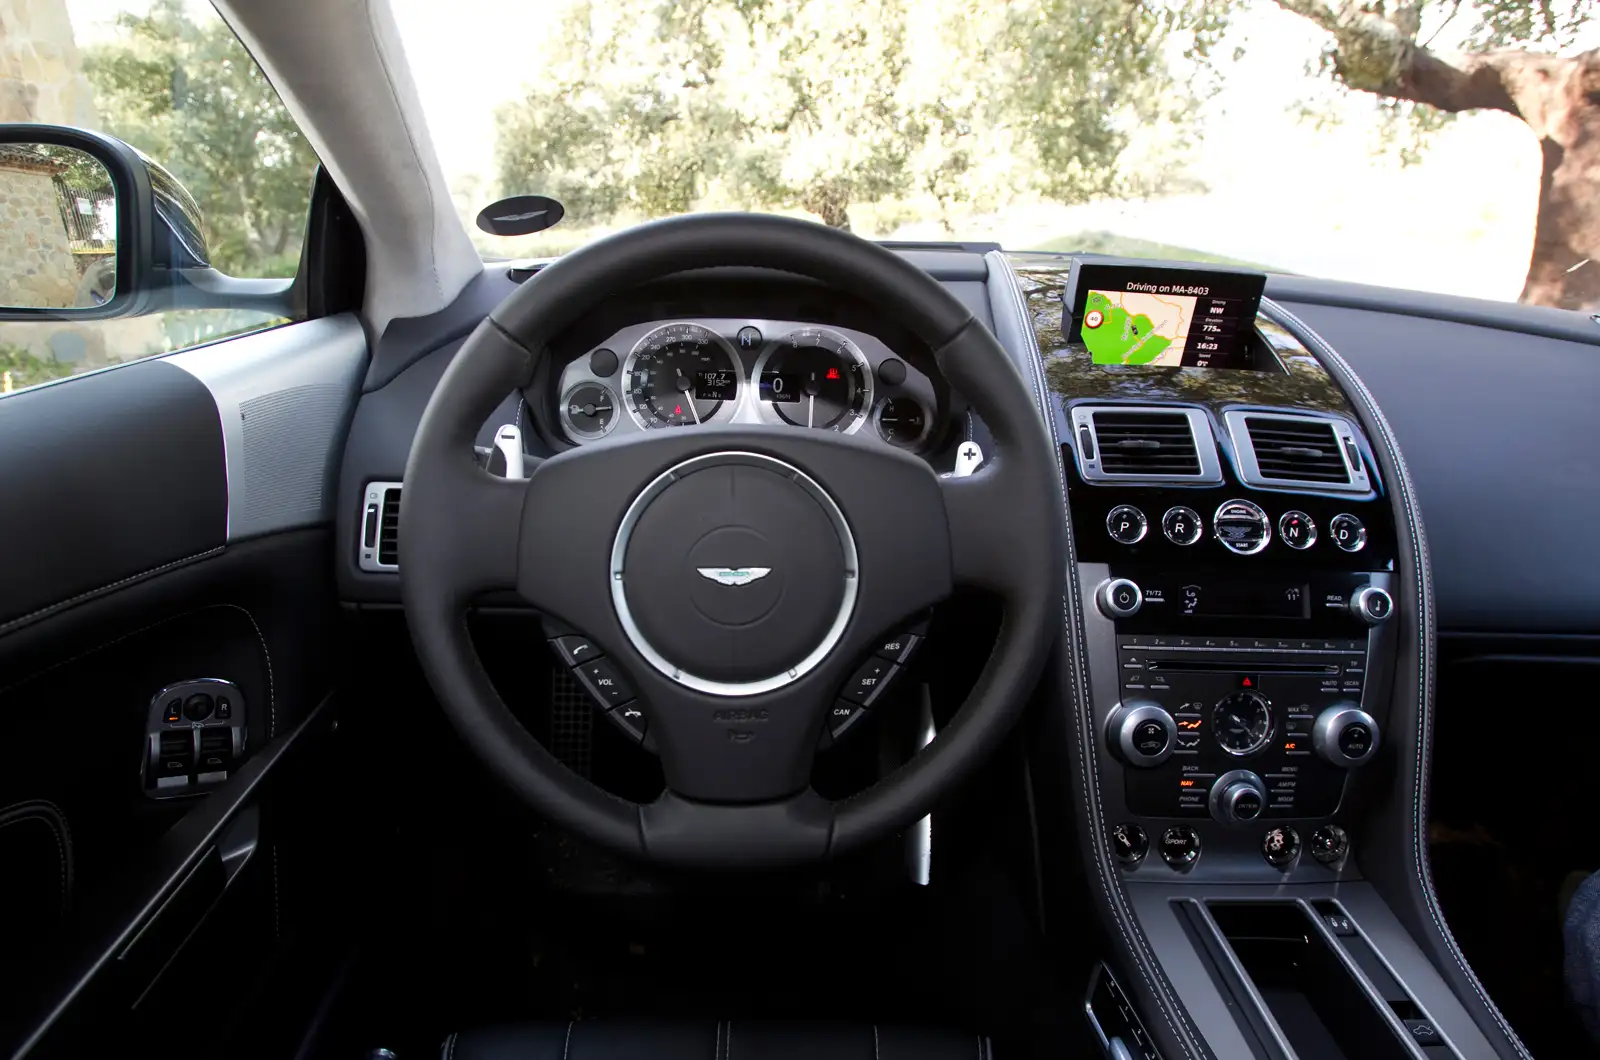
[64,0,1594,303]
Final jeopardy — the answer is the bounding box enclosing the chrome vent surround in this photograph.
[1070,406,1223,484]
[1223,411,1371,494]
[358,481,402,572]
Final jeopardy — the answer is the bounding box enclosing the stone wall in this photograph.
[0,154,80,308]
[0,0,98,125]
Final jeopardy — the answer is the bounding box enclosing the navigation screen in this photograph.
[1067,262,1266,370]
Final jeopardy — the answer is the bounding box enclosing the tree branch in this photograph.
[1272,0,1581,135]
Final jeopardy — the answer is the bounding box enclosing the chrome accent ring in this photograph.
[609,450,859,697]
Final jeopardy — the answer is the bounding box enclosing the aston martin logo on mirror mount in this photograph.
[697,567,772,587]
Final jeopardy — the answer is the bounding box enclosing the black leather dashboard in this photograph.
[1278,297,1600,635]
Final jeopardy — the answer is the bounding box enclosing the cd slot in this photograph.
[1147,659,1341,677]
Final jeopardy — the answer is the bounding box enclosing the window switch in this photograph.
[196,729,233,772]
[157,731,194,777]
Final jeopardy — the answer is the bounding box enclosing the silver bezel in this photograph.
[1277,509,1318,550]
[1105,505,1148,544]
[621,322,744,430]
[1161,505,1203,546]
[749,326,874,434]
[1213,690,1274,756]
[872,396,933,451]
[1209,769,1267,824]
[1330,512,1369,552]
[1223,410,1372,494]
[1312,705,1380,766]
[558,381,620,440]
[1213,498,1272,555]
[1109,701,1176,766]
[609,451,859,697]
[1070,405,1224,484]
[358,481,403,572]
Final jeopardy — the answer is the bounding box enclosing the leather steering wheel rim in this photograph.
[400,213,1064,868]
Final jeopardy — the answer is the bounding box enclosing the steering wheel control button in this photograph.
[874,632,922,664]
[1161,506,1202,546]
[822,701,869,746]
[1350,585,1394,625]
[1313,705,1380,767]
[1262,826,1301,869]
[613,453,856,693]
[1112,824,1148,867]
[551,635,599,667]
[1329,513,1367,552]
[1214,498,1271,555]
[1310,825,1350,865]
[1160,826,1201,871]
[610,704,648,744]
[1278,510,1317,550]
[841,658,897,707]
[1107,701,1176,767]
[1209,770,1268,825]
[182,693,214,722]
[1106,505,1148,545]
[576,657,635,709]
[1096,578,1143,619]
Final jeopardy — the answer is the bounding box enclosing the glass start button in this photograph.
[1214,498,1271,555]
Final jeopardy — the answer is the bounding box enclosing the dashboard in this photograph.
[551,317,948,454]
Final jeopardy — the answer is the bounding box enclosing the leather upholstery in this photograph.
[441,1021,993,1060]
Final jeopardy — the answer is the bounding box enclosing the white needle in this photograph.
[808,393,815,429]
[688,398,701,425]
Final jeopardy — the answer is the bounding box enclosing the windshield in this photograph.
[394,0,1598,310]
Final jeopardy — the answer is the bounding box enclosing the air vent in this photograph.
[1070,406,1223,484]
[358,481,403,572]
[1224,412,1371,494]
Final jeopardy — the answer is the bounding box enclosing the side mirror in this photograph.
[0,124,293,321]
[0,126,150,319]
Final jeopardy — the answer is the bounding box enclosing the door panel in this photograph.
[0,317,365,1058]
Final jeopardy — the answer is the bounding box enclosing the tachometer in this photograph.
[623,323,741,428]
[755,327,872,433]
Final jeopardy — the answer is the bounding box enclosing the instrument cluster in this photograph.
[553,318,945,453]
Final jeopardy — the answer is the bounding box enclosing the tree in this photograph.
[495,0,1234,231]
[81,0,317,277]
[1270,0,1597,310]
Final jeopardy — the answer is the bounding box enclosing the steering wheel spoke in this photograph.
[940,462,1040,600]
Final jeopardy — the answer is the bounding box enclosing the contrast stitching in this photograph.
[562,1019,573,1060]
[726,1020,733,1060]
[988,251,1207,1058]
[1262,299,1532,1060]
[230,604,278,740]
[443,1031,456,1060]
[0,546,225,637]
[873,1024,880,1060]
[0,806,69,910]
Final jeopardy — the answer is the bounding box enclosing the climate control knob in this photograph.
[1107,701,1176,767]
[1209,769,1268,825]
[1096,577,1143,619]
[1349,585,1394,626]
[1313,705,1380,767]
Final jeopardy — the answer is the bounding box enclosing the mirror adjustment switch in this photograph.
[144,679,246,798]
[163,698,183,724]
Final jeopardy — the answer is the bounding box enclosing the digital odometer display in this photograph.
[1066,262,1267,370]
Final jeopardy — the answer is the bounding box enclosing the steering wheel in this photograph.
[401,214,1064,868]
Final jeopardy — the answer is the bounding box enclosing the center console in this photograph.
[992,253,1523,1060]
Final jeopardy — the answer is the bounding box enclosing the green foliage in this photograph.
[495,0,1240,230]
[1029,231,1284,271]
[82,0,315,277]
[0,344,76,390]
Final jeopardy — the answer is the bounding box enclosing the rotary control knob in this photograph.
[1096,577,1143,619]
[1349,585,1394,626]
[1262,826,1301,869]
[1313,705,1380,767]
[1106,701,1176,767]
[1112,824,1149,866]
[1209,769,1267,825]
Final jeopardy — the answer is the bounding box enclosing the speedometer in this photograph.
[754,327,872,433]
[623,323,741,428]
